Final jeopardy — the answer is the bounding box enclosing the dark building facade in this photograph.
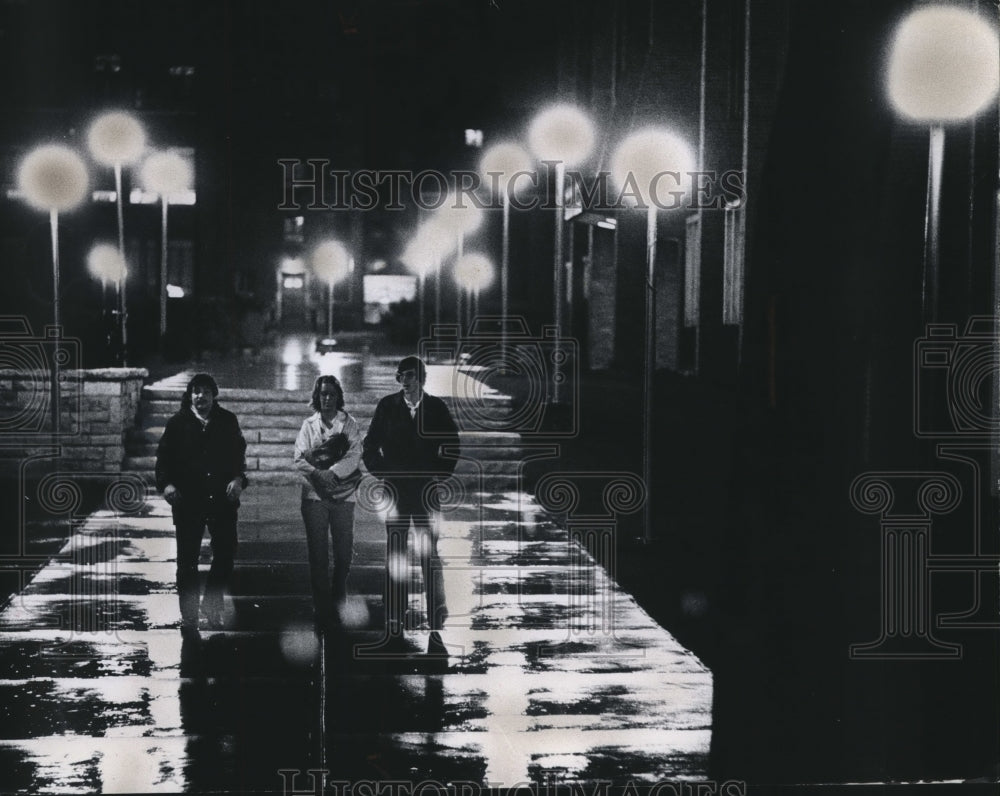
[0,0,997,788]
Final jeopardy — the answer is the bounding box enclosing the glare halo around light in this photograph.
[434,192,484,236]
[311,240,351,285]
[402,222,453,276]
[610,128,696,208]
[17,145,89,213]
[87,111,147,166]
[886,6,1000,122]
[454,252,495,292]
[480,142,533,194]
[139,151,193,197]
[87,243,127,282]
[527,104,595,166]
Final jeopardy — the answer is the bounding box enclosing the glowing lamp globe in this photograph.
[87,111,147,166]
[454,253,495,293]
[87,243,127,283]
[887,6,1000,122]
[610,128,696,208]
[480,142,533,195]
[17,145,89,213]
[312,240,351,285]
[402,221,454,276]
[140,151,193,197]
[527,104,595,166]
[435,192,484,236]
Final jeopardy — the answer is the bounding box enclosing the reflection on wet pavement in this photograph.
[0,476,711,793]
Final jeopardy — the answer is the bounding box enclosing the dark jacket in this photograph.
[362,391,459,479]
[155,404,248,513]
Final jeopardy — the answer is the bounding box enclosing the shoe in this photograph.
[200,607,225,631]
[426,631,448,658]
[180,622,201,642]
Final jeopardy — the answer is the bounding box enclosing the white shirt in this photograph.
[292,411,362,502]
[404,392,423,418]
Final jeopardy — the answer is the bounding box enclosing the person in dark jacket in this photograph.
[362,355,459,654]
[155,373,248,635]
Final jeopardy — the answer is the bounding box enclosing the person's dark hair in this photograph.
[310,375,346,413]
[395,355,426,384]
[180,373,219,411]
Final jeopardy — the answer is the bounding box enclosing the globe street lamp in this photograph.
[611,127,695,543]
[480,141,533,359]
[17,144,89,435]
[87,243,127,355]
[87,111,146,363]
[886,5,999,321]
[433,192,483,330]
[527,104,595,400]
[402,221,454,338]
[311,240,351,338]
[140,150,193,343]
[453,252,495,328]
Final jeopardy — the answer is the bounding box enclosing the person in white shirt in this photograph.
[293,375,363,631]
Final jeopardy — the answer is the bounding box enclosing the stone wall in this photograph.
[0,368,148,472]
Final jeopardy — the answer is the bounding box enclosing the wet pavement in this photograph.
[0,334,712,794]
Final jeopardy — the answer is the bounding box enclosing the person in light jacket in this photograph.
[293,375,362,631]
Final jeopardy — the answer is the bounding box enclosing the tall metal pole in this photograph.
[418,273,425,339]
[501,190,510,362]
[553,163,565,403]
[159,197,169,340]
[327,281,334,337]
[643,205,658,543]
[923,125,945,322]
[456,233,464,331]
[275,267,283,324]
[434,257,442,327]
[114,162,128,364]
[50,209,61,435]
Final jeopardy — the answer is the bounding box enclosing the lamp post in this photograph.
[87,111,146,364]
[17,144,89,434]
[454,253,495,328]
[885,5,999,322]
[611,127,695,543]
[527,104,595,401]
[140,150,193,345]
[311,240,351,337]
[402,222,453,338]
[87,244,127,355]
[433,191,483,332]
[480,142,532,360]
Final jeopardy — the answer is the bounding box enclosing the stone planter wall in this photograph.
[0,368,148,472]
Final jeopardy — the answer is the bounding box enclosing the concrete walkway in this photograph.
[0,337,712,793]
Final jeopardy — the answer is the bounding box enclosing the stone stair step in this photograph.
[142,388,512,407]
[127,439,530,462]
[122,467,521,490]
[135,411,522,434]
[129,427,525,446]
